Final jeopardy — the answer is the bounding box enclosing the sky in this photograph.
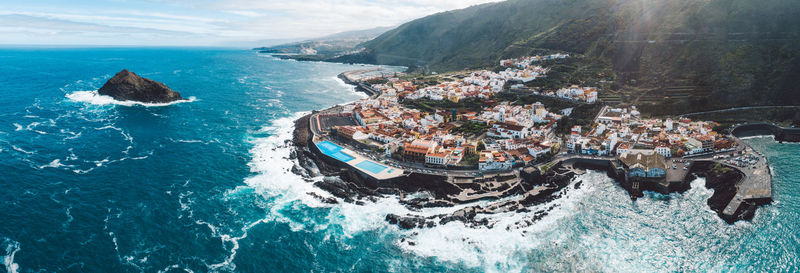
[0,0,501,47]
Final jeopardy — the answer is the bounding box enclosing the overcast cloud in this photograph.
[0,0,501,46]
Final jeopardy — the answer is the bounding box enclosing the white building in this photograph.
[425,152,448,166]
[654,145,671,158]
[478,151,513,172]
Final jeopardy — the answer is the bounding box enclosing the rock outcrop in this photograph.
[98,69,184,103]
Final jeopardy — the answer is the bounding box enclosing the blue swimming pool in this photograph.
[355,160,388,174]
[316,141,354,162]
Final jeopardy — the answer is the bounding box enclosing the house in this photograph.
[487,122,529,139]
[403,139,434,162]
[354,109,389,126]
[478,151,513,172]
[336,126,368,141]
[447,147,466,165]
[527,145,551,159]
[425,148,449,166]
[617,151,667,178]
[615,143,631,156]
[654,145,671,158]
[369,130,395,144]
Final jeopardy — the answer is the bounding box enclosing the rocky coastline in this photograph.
[288,73,780,228]
[337,71,381,97]
[291,112,582,229]
[291,111,775,227]
[691,161,770,223]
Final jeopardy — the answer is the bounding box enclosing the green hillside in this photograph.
[338,0,800,113]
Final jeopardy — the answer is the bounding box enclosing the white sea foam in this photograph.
[228,110,599,272]
[396,180,591,272]
[333,76,366,98]
[40,159,72,169]
[94,125,119,131]
[231,80,728,271]
[167,137,217,145]
[12,122,42,133]
[66,90,196,107]
[73,167,95,174]
[3,239,21,273]
[739,135,774,140]
[63,131,82,140]
[158,264,195,273]
[204,217,272,272]
[93,158,111,167]
[201,112,333,271]
[63,205,74,229]
[94,125,134,144]
[11,145,33,155]
[230,111,505,271]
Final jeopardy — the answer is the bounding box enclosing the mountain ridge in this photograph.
[334,0,800,112]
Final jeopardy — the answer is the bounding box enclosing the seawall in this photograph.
[337,72,380,98]
[731,123,800,143]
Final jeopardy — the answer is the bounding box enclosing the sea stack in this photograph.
[98,69,184,103]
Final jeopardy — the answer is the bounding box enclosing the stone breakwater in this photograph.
[688,161,764,223]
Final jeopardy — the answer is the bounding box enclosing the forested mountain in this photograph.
[338,0,800,111]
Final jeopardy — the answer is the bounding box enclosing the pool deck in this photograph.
[314,141,404,181]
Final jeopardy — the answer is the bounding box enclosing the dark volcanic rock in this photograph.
[98,69,184,103]
[385,214,427,229]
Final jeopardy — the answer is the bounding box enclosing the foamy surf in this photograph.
[3,239,20,273]
[333,76,366,98]
[66,90,196,107]
[232,111,601,272]
[40,159,73,169]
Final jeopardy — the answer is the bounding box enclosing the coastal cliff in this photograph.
[98,69,184,103]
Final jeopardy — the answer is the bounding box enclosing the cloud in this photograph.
[224,10,263,17]
[0,14,214,45]
[0,14,185,35]
[0,0,503,45]
[210,0,502,39]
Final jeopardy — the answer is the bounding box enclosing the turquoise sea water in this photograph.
[0,48,798,272]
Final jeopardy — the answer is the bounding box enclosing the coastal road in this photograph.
[676,105,800,117]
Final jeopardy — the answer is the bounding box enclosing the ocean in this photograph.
[0,48,798,273]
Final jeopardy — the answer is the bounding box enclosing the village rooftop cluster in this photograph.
[330,89,562,171]
[399,53,596,104]
[567,107,735,159]
[324,56,587,172]
[318,54,734,174]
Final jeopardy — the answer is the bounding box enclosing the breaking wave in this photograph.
[225,111,596,272]
[229,108,753,272]
[3,239,20,273]
[66,90,196,107]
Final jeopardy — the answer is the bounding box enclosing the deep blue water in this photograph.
[0,48,798,273]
